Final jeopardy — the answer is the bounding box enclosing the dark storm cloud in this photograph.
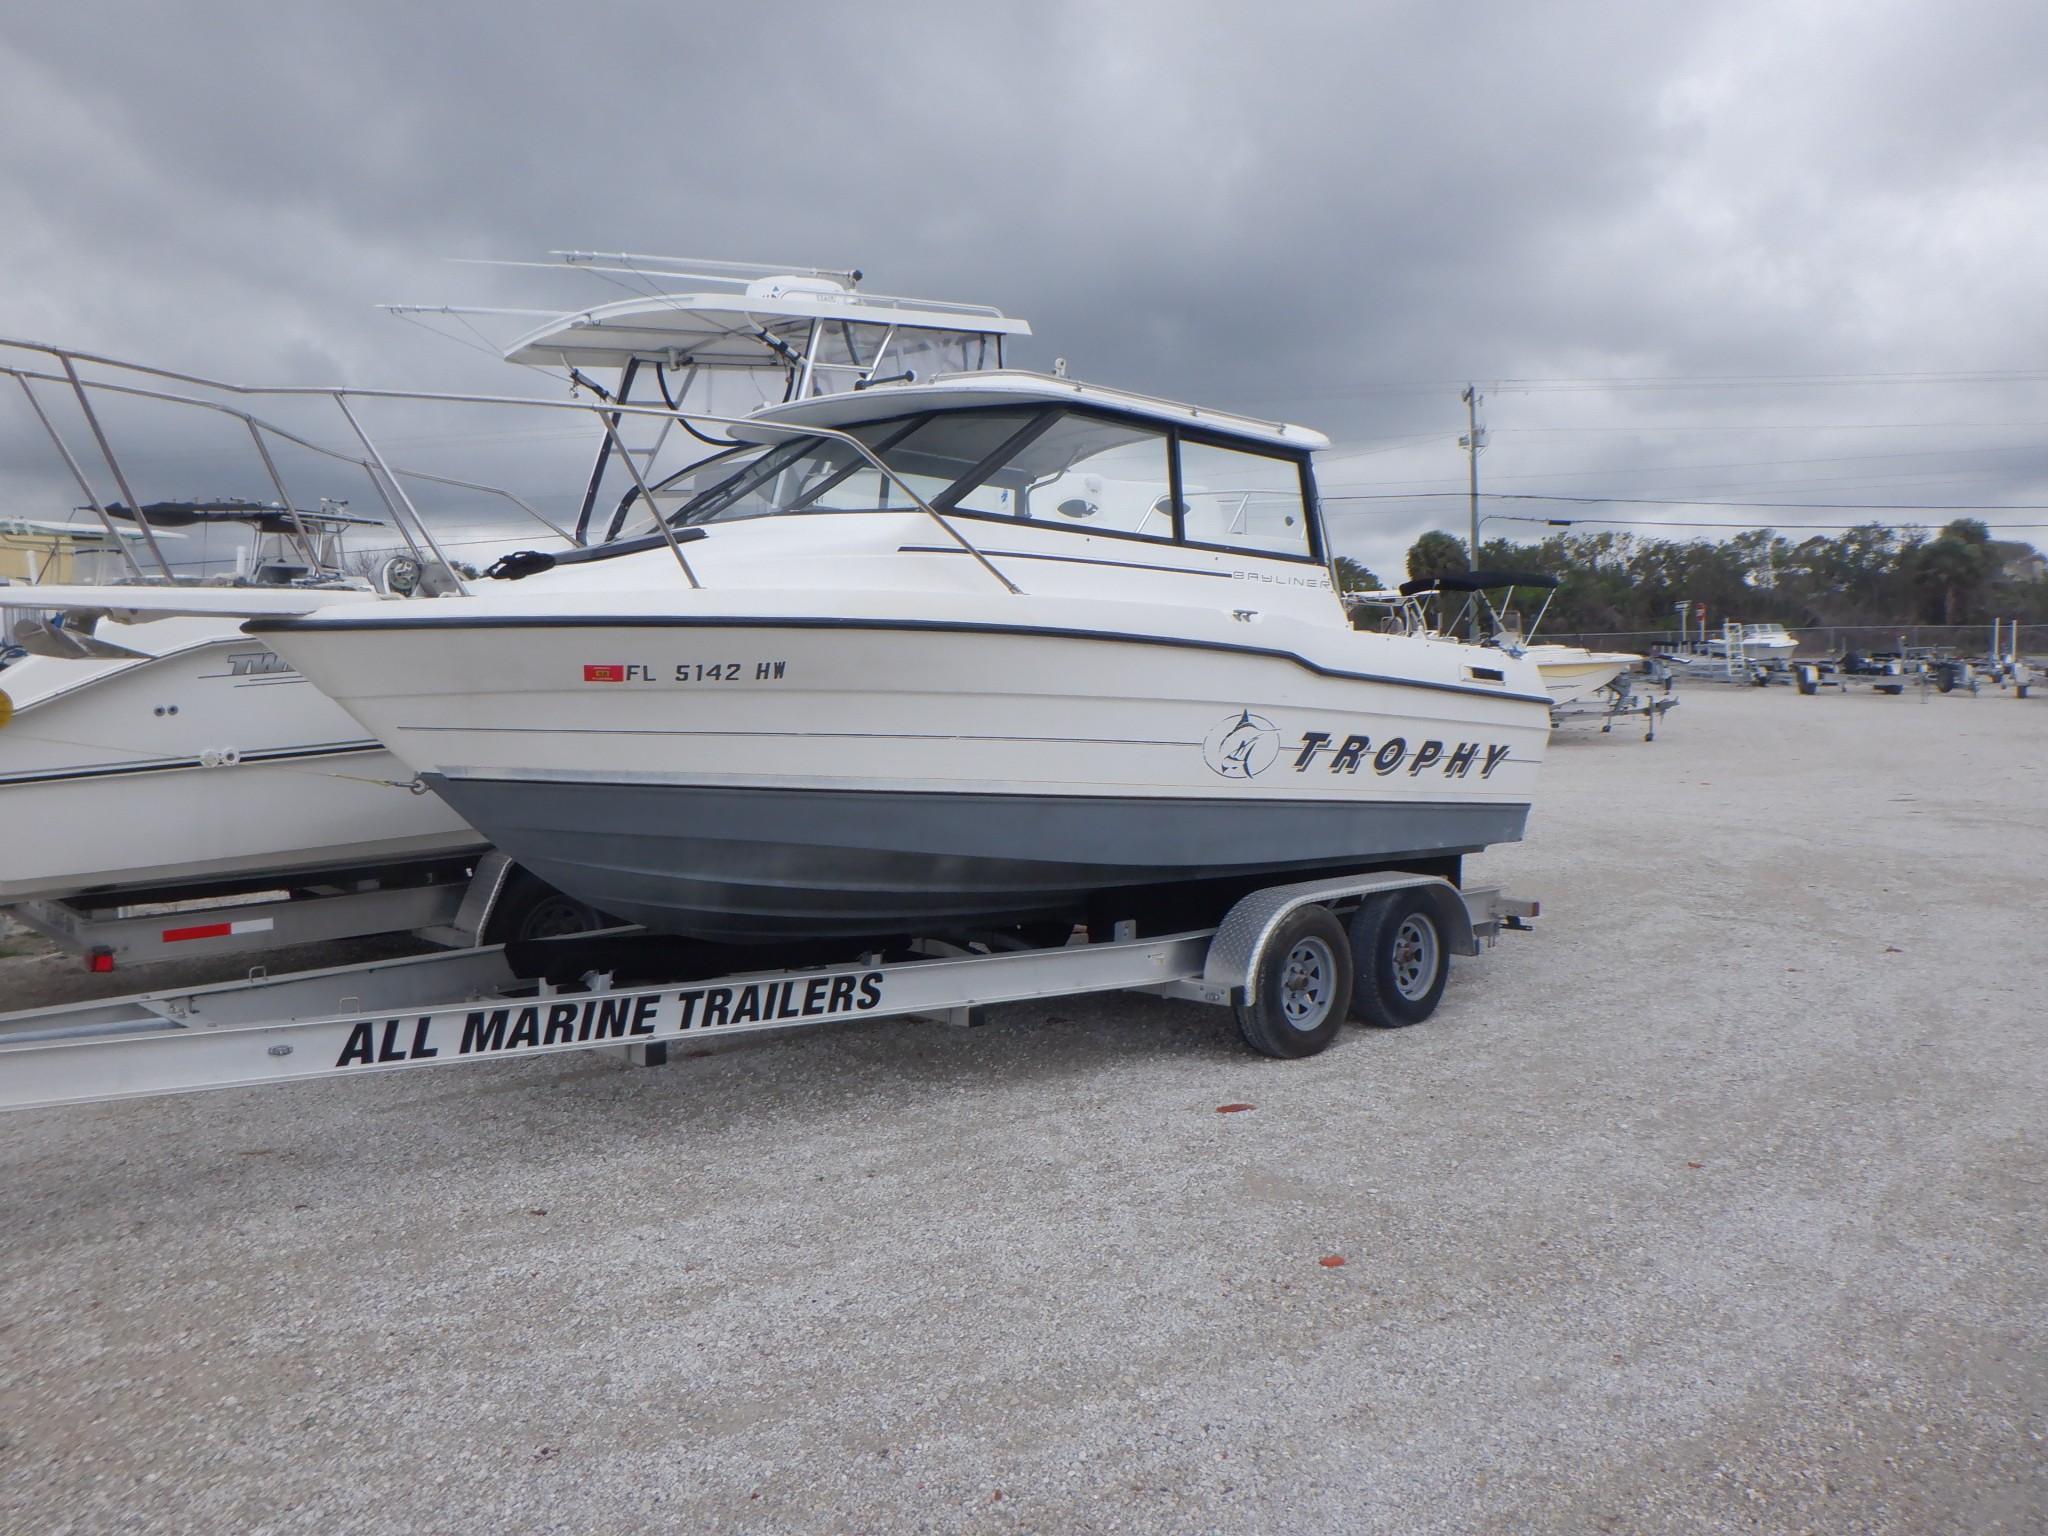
[2,0,2043,578]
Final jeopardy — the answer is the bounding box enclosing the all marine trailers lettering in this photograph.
[332,1015,442,1067]
[329,972,887,1069]
[454,995,662,1055]
[674,971,884,1030]
[331,995,660,1068]
[1290,732,1514,778]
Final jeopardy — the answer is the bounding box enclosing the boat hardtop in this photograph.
[730,369,1332,452]
[503,277,1029,380]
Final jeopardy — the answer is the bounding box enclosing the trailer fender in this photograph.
[1202,873,1477,1002]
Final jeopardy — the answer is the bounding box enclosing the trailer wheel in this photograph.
[1233,905,1352,1059]
[1795,664,1819,696]
[1348,889,1451,1028]
[483,868,610,945]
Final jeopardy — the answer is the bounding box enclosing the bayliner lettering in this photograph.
[1230,570,1331,589]
[1291,731,1514,778]
[581,661,787,684]
[329,970,887,1069]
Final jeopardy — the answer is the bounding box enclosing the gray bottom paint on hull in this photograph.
[424,776,1531,943]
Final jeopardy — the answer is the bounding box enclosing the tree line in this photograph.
[1334,520,2047,633]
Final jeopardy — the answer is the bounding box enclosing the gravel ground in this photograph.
[1,685,2043,1534]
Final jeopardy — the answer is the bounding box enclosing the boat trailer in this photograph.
[1550,660,1679,742]
[1792,621,2035,700]
[0,874,1536,1112]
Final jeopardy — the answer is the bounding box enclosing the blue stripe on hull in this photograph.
[425,776,1528,943]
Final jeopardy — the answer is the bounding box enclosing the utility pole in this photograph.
[1459,384,1486,639]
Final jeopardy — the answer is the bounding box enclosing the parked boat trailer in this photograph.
[1551,661,1679,742]
[0,873,1536,1112]
[1793,622,2034,699]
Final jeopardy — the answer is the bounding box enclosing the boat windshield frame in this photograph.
[580,402,1329,568]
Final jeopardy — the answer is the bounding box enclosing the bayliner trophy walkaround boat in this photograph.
[243,372,1554,944]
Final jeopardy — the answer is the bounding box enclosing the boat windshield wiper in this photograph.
[780,416,931,515]
[931,409,1062,512]
[669,437,817,526]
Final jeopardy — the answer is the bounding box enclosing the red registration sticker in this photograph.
[582,664,626,683]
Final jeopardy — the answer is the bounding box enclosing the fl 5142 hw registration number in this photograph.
[581,661,788,684]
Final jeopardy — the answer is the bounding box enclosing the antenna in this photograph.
[552,251,863,287]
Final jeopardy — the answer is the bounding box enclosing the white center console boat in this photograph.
[248,373,1554,942]
[0,501,483,905]
[1706,621,1799,663]
[1352,570,1642,709]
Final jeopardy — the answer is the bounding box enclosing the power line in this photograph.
[1320,491,2048,512]
[1233,373,2048,406]
[1476,516,2047,533]
[1485,371,2048,393]
[1493,420,2048,434]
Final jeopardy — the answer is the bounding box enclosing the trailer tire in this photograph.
[1233,905,1352,1059]
[1795,663,1819,695]
[1348,889,1451,1028]
[483,869,611,945]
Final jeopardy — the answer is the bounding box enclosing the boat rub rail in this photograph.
[242,614,1553,708]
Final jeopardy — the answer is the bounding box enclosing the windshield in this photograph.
[596,405,1314,562]
[803,325,1001,396]
[608,445,771,543]
[653,408,1177,537]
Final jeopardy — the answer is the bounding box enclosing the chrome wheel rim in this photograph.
[1391,915,1439,1001]
[1279,936,1338,1031]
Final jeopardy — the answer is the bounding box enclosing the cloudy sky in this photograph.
[3,0,2045,580]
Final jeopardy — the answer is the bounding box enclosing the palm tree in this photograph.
[1405,531,1468,581]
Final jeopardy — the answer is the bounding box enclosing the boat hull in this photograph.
[0,628,482,903]
[255,593,1551,944]
[1527,647,1638,707]
[421,776,1529,939]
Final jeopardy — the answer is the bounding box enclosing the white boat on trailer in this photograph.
[1349,570,1646,710]
[1659,610,1801,684]
[0,501,485,910]
[248,371,1553,944]
[1707,621,1799,664]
